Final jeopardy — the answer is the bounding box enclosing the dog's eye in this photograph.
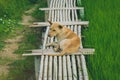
[53,30,56,31]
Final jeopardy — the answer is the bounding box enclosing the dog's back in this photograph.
[56,24,80,54]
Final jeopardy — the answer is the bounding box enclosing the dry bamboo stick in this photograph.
[39,7,84,10]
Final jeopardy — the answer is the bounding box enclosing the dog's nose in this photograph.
[48,34,51,37]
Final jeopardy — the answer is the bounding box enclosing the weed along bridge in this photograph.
[23,0,95,80]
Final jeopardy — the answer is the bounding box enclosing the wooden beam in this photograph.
[39,7,84,10]
[29,21,89,27]
[25,48,95,53]
[22,48,95,56]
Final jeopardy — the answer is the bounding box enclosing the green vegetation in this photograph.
[0,18,18,49]
[7,27,42,80]
[0,0,45,80]
[78,0,120,80]
[0,0,39,49]
[0,0,37,19]
[2,0,119,80]
[32,0,47,21]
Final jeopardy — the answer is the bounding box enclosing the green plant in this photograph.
[10,27,42,80]
[78,0,120,80]
[0,41,4,50]
[0,18,17,33]
[8,58,35,80]
[0,0,31,19]
[32,0,47,21]
[29,0,38,4]
[0,0,46,80]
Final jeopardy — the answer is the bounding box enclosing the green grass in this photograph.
[6,26,42,80]
[0,58,14,65]
[5,0,45,79]
[0,0,43,79]
[32,0,47,21]
[0,0,38,19]
[0,0,32,49]
[78,0,120,80]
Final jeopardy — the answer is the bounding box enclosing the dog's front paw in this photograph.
[45,44,50,47]
[53,47,58,52]
[53,47,62,52]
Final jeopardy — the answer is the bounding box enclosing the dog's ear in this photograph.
[58,25,63,29]
[48,20,52,25]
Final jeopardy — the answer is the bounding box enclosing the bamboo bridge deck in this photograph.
[23,0,95,80]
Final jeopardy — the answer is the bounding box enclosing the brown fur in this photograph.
[46,20,80,56]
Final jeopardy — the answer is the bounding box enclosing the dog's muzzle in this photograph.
[48,34,51,37]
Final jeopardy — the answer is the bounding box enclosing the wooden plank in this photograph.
[58,0,63,79]
[56,0,60,21]
[30,21,89,27]
[49,0,56,46]
[58,56,62,80]
[38,55,44,80]
[34,56,40,80]
[25,48,95,53]
[76,56,83,80]
[53,56,58,80]
[39,7,84,10]
[63,56,67,80]
[66,0,71,21]
[31,20,88,27]
[71,8,75,21]
[43,56,48,80]
[74,0,78,17]
[48,0,54,79]
[43,27,50,48]
[23,51,94,56]
[54,0,57,22]
[81,55,89,80]
[67,55,72,80]
[29,24,47,27]
[62,9,65,21]
[59,0,63,21]
[48,56,53,80]
[73,0,76,7]
[71,55,78,79]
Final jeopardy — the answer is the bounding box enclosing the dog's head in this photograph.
[48,20,63,37]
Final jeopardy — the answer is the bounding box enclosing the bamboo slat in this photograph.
[43,56,48,80]
[34,57,40,80]
[58,56,62,80]
[63,56,67,80]
[77,56,83,80]
[67,55,72,80]
[48,56,53,80]
[81,55,89,80]
[39,7,84,10]
[23,48,95,56]
[30,21,89,27]
[71,55,78,79]
[38,55,44,80]
[53,56,58,80]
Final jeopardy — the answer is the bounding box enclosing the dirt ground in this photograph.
[0,36,23,75]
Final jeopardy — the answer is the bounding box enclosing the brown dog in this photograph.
[46,20,80,56]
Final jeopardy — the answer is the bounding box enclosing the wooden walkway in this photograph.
[23,0,95,80]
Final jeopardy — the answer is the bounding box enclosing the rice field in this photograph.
[80,0,120,80]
